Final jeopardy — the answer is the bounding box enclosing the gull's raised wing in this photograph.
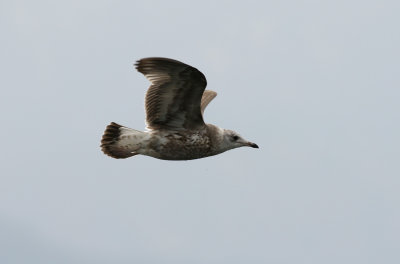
[135,57,207,130]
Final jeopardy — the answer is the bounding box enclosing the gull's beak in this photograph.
[247,142,259,148]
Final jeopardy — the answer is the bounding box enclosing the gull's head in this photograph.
[220,129,259,151]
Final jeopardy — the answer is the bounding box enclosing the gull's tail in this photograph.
[100,122,145,159]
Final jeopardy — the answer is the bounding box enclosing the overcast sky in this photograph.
[1,1,399,263]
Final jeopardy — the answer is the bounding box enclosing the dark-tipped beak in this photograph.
[248,142,259,148]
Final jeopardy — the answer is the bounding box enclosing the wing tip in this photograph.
[134,57,190,73]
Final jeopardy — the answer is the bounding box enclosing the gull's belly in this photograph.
[147,132,213,160]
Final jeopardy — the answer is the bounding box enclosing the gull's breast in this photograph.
[148,130,213,160]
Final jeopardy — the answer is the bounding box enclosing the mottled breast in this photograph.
[149,130,213,160]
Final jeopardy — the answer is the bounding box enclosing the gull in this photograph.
[101,57,258,160]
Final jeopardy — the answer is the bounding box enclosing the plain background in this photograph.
[1,1,399,263]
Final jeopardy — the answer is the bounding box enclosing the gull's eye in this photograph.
[232,135,239,141]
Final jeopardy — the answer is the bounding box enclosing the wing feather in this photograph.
[200,90,217,114]
[135,57,207,130]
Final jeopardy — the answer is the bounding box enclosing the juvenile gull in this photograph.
[101,57,258,160]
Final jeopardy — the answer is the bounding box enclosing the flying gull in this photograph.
[101,57,258,160]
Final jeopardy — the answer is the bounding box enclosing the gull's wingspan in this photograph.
[135,57,207,130]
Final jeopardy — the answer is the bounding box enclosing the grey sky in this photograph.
[1,1,399,263]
